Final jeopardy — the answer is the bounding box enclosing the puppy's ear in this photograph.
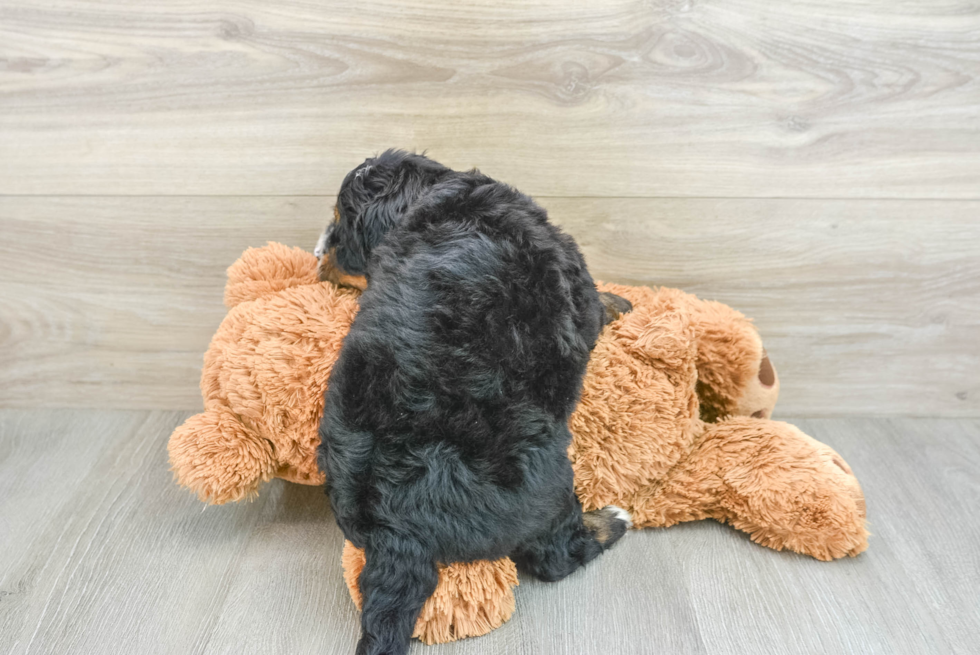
[355,160,437,259]
[333,150,448,274]
[357,174,411,256]
[330,215,370,274]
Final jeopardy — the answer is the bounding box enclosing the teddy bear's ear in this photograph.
[224,242,319,308]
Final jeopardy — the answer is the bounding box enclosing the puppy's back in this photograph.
[330,174,602,443]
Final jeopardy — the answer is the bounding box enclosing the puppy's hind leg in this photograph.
[512,495,631,583]
[355,532,439,655]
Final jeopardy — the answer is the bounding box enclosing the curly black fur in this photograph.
[318,150,629,655]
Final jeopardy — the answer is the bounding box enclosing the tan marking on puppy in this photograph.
[318,247,367,290]
[582,506,631,546]
[314,207,343,259]
[583,511,613,543]
[598,291,633,323]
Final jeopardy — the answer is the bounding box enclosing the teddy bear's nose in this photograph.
[758,350,775,387]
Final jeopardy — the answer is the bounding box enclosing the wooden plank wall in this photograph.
[1,0,978,415]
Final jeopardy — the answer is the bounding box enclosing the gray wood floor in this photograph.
[1,411,977,655]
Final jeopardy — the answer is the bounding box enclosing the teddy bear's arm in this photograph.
[628,417,868,561]
[224,242,320,308]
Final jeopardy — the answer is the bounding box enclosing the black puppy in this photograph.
[317,150,630,655]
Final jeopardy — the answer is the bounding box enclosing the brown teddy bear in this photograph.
[169,242,868,645]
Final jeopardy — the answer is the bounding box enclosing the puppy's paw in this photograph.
[583,505,632,548]
[607,505,633,528]
[598,292,633,323]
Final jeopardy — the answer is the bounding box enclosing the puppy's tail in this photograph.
[355,532,439,655]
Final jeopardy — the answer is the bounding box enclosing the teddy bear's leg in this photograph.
[682,296,780,421]
[630,417,867,561]
[168,406,277,504]
[342,541,519,645]
[223,242,320,308]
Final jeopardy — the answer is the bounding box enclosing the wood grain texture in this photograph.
[1,411,978,654]
[0,196,325,410]
[1,0,979,197]
[0,410,275,654]
[1,196,976,416]
[550,197,980,418]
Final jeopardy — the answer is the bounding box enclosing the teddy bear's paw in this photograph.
[711,419,869,560]
[827,452,867,521]
[583,505,632,547]
[780,482,869,561]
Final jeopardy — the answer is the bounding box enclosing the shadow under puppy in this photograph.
[316,150,631,655]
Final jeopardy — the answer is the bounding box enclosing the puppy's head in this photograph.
[316,149,451,287]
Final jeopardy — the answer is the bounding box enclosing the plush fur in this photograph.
[168,244,868,647]
[317,151,629,655]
